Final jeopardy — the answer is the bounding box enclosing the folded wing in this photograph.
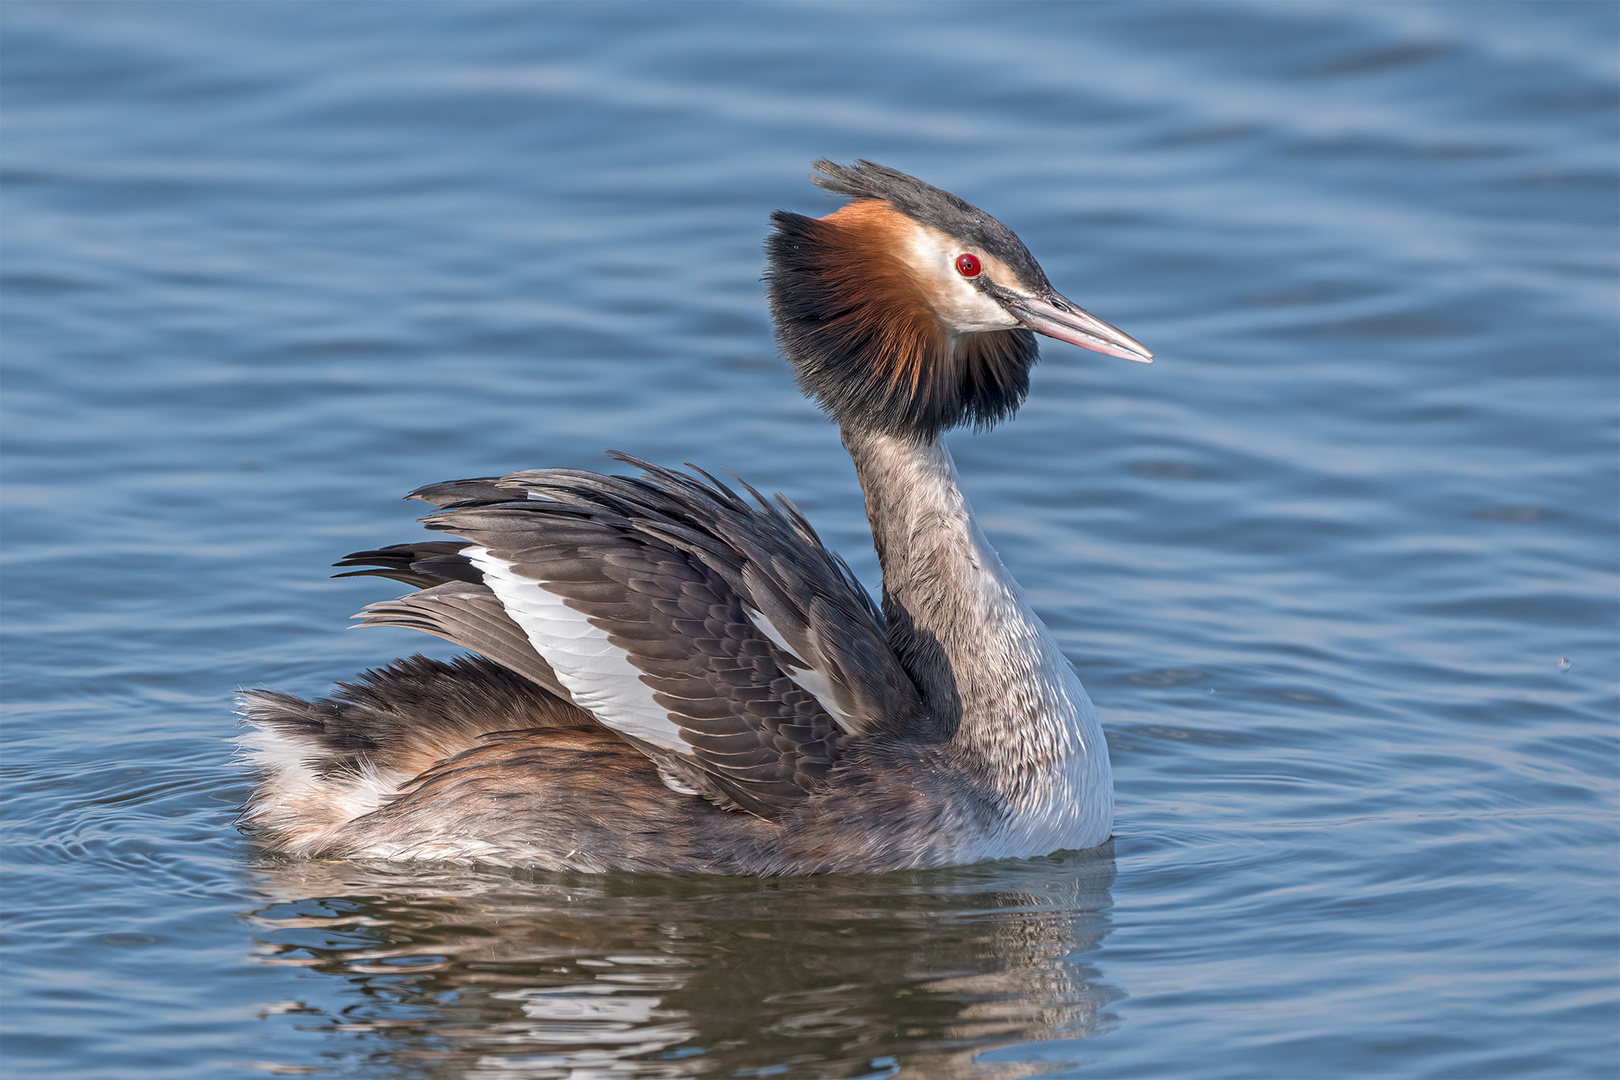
[337,457,926,818]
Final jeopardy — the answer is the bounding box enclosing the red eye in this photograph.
[955,253,981,277]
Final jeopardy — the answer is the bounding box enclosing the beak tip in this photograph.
[1018,294,1153,366]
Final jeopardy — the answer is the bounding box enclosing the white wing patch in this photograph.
[463,546,687,754]
[745,608,854,733]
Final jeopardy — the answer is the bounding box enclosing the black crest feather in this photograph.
[808,159,1052,290]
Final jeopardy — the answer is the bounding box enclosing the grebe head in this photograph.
[766,159,1151,441]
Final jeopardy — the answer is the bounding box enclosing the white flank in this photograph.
[463,546,688,753]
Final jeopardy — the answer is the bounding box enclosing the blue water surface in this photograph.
[3,3,1616,1078]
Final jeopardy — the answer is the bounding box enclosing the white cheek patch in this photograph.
[463,546,688,754]
[898,225,1020,333]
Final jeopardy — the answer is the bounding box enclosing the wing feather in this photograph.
[339,457,928,819]
[354,580,571,701]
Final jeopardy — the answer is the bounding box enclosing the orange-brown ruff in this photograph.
[240,159,1151,875]
[767,199,1044,440]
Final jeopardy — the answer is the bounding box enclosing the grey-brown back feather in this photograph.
[241,653,591,785]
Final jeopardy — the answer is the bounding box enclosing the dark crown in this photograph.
[807,160,1052,293]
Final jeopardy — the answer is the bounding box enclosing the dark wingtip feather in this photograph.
[333,541,482,588]
[408,477,522,508]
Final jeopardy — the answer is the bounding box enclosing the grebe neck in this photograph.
[842,426,1113,851]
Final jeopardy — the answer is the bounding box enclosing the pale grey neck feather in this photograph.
[842,427,1113,854]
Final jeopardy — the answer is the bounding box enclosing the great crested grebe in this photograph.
[240,160,1151,875]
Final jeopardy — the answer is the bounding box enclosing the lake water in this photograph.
[3,3,1615,1077]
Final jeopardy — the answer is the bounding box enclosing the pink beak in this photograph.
[1013,293,1153,363]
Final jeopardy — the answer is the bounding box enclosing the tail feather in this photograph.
[238,654,591,855]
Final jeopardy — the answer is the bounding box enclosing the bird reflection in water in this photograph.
[243,848,1118,1078]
